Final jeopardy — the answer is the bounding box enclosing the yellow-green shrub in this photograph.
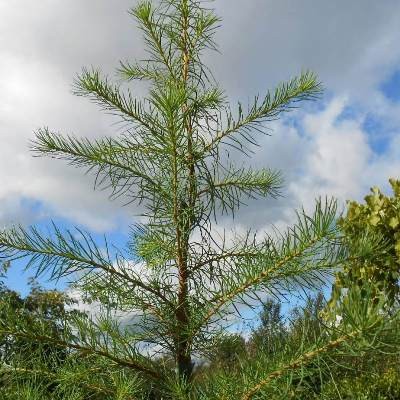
[329,179,400,312]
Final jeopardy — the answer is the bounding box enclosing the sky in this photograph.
[1,0,400,296]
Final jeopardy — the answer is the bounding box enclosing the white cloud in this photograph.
[227,95,400,232]
[289,96,400,208]
[289,97,372,207]
[0,53,132,231]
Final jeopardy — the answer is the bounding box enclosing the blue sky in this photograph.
[1,1,400,304]
[381,69,400,103]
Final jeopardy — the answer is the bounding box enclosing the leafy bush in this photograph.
[329,179,400,312]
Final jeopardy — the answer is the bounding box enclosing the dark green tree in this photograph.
[210,334,246,367]
[289,293,325,343]
[249,299,286,356]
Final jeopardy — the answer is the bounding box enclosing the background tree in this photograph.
[209,333,246,369]
[0,270,81,398]
[289,293,325,344]
[0,1,398,398]
[248,299,286,356]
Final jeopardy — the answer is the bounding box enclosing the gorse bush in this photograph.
[0,1,399,399]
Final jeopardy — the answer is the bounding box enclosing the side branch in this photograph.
[0,366,129,398]
[0,225,173,306]
[241,331,359,400]
[129,2,177,80]
[204,71,321,153]
[74,68,157,133]
[196,167,282,213]
[191,251,260,273]
[0,329,160,380]
[197,235,323,333]
[192,199,340,335]
[33,128,161,193]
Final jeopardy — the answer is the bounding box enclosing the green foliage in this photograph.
[249,299,286,356]
[209,333,246,368]
[196,286,400,400]
[329,179,400,314]
[0,280,87,398]
[0,0,398,398]
[321,367,400,400]
[289,293,325,345]
[0,281,73,361]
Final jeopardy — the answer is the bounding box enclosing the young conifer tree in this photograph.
[1,1,397,398]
